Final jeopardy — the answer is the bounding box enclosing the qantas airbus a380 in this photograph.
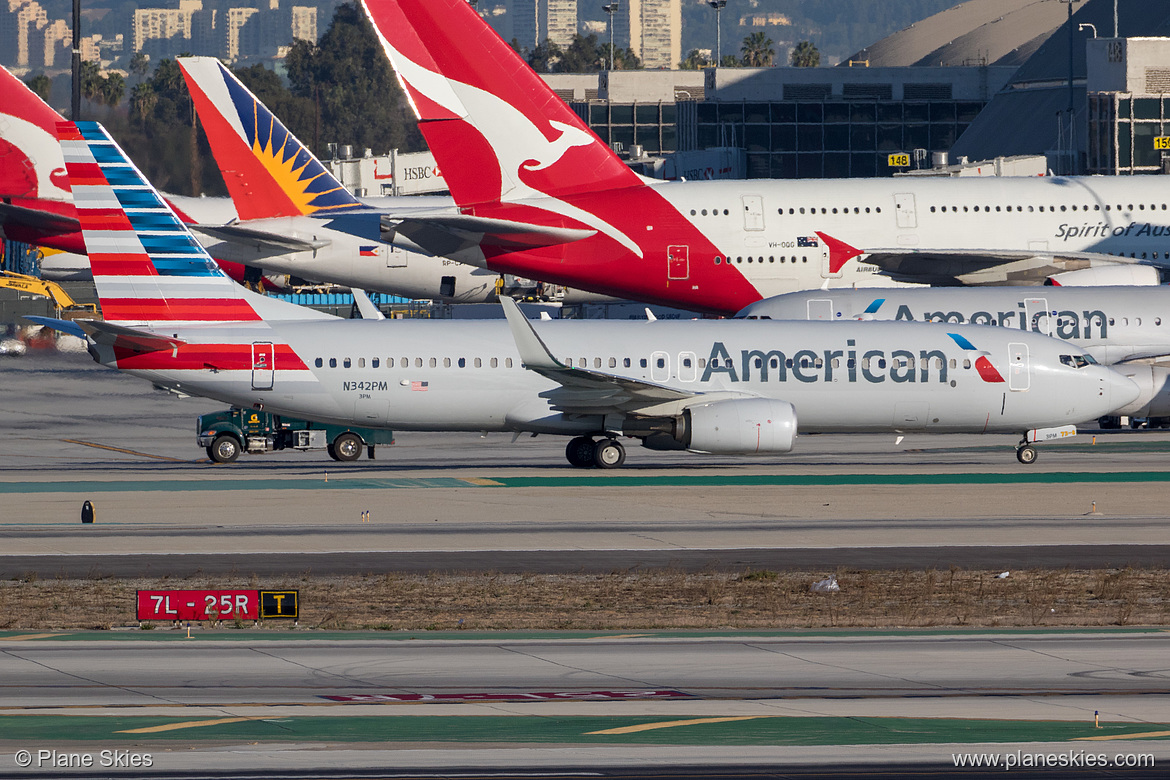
[350,0,1170,315]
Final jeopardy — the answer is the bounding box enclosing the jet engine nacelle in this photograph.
[1108,364,1170,417]
[683,398,798,454]
[1046,265,1161,287]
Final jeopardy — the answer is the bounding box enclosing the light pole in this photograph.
[1061,0,1080,175]
[603,2,619,71]
[708,0,726,66]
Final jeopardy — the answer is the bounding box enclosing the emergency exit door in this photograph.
[742,195,765,231]
[252,342,274,390]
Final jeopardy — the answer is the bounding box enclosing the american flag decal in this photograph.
[411,380,429,391]
[797,236,819,247]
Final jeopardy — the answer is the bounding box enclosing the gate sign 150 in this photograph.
[136,590,299,621]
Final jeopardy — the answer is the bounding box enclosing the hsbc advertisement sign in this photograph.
[393,150,444,195]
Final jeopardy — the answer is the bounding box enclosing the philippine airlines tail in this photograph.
[177,57,363,221]
[59,120,329,326]
[360,0,642,207]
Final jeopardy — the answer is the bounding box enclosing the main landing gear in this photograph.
[566,436,626,469]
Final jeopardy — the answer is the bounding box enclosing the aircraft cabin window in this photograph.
[565,358,573,367]
[490,358,498,367]
[865,207,871,213]
[690,209,696,216]
[429,358,437,368]
[1038,206,1044,213]
[315,358,323,368]
[701,209,707,216]
[698,358,707,368]
[459,358,466,368]
[388,358,395,367]
[640,358,648,368]
[372,358,379,368]
[831,358,840,369]
[506,358,513,368]
[1136,318,1142,326]
[579,357,587,367]
[624,357,632,367]
[802,256,808,263]
[799,207,806,214]
[329,358,337,368]
[963,359,972,369]
[996,206,1001,212]
[754,358,763,369]
[1061,205,1067,211]
[593,358,601,368]
[358,358,366,368]
[683,357,693,368]
[723,209,729,215]
[725,359,734,368]
[715,256,722,264]
[949,359,957,369]
[609,358,616,368]
[930,206,936,213]
[973,206,979,212]
[1109,318,1115,326]
[832,208,838,214]
[343,358,352,368]
[656,358,665,369]
[854,207,860,214]
[415,358,423,368]
[1140,204,1146,210]
[1157,318,1163,326]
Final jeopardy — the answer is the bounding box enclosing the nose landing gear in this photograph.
[1015,443,1038,464]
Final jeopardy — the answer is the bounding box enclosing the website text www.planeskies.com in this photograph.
[953,749,1155,770]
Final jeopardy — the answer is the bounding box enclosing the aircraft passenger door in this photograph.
[251,342,274,391]
[819,241,840,279]
[894,193,917,229]
[742,195,765,231]
[678,351,697,382]
[667,245,689,280]
[385,243,407,268]
[1008,343,1030,392]
[807,299,833,320]
[1024,298,1052,335]
[650,351,670,383]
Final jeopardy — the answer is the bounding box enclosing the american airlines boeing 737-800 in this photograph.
[29,122,1136,467]
[349,0,1170,315]
[741,286,1170,423]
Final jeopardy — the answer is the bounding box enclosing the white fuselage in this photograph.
[652,175,1170,291]
[98,318,1135,441]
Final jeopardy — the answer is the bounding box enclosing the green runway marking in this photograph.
[0,477,484,494]
[495,471,1170,488]
[7,470,1170,494]
[3,715,1170,746]
[0,627,1161,642]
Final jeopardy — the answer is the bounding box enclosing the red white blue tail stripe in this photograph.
[60,121,324,326]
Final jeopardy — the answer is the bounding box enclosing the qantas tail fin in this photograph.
[0,66,71,202]
[177,57,363,221]
[59,120,329,325]
[360,0,641,208]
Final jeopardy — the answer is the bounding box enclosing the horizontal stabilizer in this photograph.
[22,315,86,339]
[0,201,80,233]
[76,320,187,355]
[383,212,595,253]
[192,223,332,254]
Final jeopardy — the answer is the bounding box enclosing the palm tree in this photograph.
[679,49,710,70]
[790,40,820,68]
[130,51,150,79]
[102,73,125,108]
[740,32,775,67]
[130,82,157,123]
[25,73,51,101]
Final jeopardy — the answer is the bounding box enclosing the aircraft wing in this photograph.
[501,296,743,415]
[190,223,332,255]
[0,201,81,235]
[862,248,1156,286]
[382,212,596,257]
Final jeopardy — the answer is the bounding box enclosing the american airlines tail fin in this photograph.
[0,66,71,203]
[360,0,642,207]
[59,121,328,325]
[177,57,363,221]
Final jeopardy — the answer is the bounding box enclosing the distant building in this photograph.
[223,6,260,61]
[608,0,680,70]
[1,0,48,67]
[1087,37,1170,175]
[510,0,576,51]
[31,18,68,68]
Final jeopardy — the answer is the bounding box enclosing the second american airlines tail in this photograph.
[361,0,763,314]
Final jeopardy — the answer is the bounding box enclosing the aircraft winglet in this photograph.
[499,295,561,372]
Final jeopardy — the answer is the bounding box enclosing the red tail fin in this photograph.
[361,0,640,207]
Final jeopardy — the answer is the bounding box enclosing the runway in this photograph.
[0,631,1168,776]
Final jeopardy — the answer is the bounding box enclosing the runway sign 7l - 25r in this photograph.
[136,590,299,621]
